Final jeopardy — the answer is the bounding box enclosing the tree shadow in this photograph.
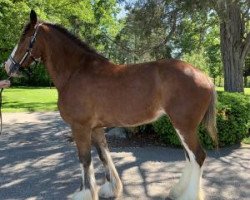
[0,112,249,199]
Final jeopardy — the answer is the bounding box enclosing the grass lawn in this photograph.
[2,87,58,112]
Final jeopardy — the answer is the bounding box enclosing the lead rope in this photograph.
[0,87,4,135]
[0,76,12,135]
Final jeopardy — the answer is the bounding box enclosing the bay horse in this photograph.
[4,10,217,200]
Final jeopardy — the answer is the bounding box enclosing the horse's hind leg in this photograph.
[92,128,123,198]
[72,125,98,200]
[169,128,206,200]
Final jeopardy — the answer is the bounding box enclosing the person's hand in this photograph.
[0,80,11,88]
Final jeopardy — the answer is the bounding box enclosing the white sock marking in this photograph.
[73,162,98,200]
[99,148,122,198]
[88,162,97,192]
[72,189,92,200]
[80,164,85,190]
[169,129,203,200]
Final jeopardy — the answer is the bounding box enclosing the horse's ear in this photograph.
[30,10,37,25]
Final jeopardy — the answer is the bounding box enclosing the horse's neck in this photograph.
[42,30,86,91]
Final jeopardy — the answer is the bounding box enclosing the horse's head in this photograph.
[4,10,43,77]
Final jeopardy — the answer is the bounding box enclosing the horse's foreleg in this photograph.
[72,125,98,200]
[169,129,206,200]
[92,128,123,198]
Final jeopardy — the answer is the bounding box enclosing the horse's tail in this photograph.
[202,85,218,147]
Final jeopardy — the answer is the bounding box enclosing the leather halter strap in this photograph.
[8,23,43,75]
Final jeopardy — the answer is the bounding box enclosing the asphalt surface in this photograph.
[0,112,249,200]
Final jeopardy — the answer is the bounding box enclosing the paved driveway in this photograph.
[0,112,249,200]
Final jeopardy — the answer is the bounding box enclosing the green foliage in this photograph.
[203,16,222,80]
[181,48,210,74]
[242,137,250,144]
[0,0,31,64]
[172,11,208,55]
[152,92,250,149]
[0,0,122,87]
[9,64,51,87]
[152,116,180,146]
[0,0,121,69]
[111,0,174,64]
[215,92,250,147]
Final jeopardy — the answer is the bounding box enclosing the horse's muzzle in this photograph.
[4,59,22,77]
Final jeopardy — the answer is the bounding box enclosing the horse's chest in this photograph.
[59,90,98,124]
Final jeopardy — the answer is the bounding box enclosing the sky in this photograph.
[117,1,128,19]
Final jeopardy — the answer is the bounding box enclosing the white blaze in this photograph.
[4,45,18,74]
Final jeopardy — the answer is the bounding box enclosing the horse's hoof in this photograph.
[98,181,122,198]
[72,189,94,200]
[169,185,181,199]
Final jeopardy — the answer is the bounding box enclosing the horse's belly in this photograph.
[124,108,166,127]
[98,107,166,127]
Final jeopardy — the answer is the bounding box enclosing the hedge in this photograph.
[152,92,250,149]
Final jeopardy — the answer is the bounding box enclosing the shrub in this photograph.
[215,92,250,147]
[152,92,250,149]
[152,116,180,146]
[9,64,52,87]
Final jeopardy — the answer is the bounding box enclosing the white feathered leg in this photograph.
[169,161,192,199]
[72,162,98,200]
[98,148,123,198]
[71,126,98,200]
[169,129,205,200]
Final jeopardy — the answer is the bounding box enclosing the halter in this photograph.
[8,23,43,75]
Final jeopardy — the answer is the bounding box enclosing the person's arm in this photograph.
[0,80,11,88]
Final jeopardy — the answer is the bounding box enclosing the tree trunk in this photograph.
[219,2,244,92]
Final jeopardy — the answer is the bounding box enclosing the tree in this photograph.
[215,0,250,92]
[162,0,250,92]
[120,0,250,92]
[0,0,121,85]
[175,0,250,92]
[203,15,223,85]
[110,0,178,63]
[244,53,250,86]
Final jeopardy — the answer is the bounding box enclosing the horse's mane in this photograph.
[23,22,108,61]
[46,23,108,61]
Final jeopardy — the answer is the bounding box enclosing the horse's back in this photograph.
[130,58,213,102]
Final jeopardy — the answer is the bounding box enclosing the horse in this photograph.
[4,10,217,200]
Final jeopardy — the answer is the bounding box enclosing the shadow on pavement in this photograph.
[0,112,249,199]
